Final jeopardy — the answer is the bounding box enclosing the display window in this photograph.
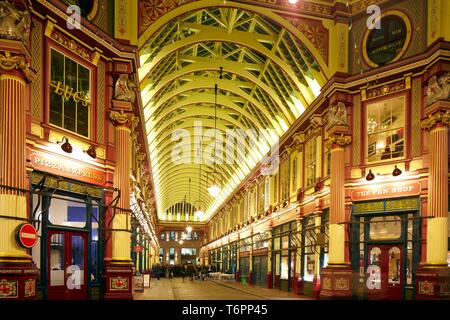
[305,138,316,188]
[302,215,316,282]
[49,48,92,137]
[366,96,405,163]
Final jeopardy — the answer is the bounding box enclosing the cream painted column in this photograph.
[421,110,449,265]
[416,103,449,299]
[109,110,138,263]
[0,68,29,260]
[0,43,38,300]
[328,140,347,265]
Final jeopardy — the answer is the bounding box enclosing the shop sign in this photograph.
[133,274,144,293]
[143,274,150,288]
[15,223,38,248]
[30,150,105,186]
[351,182,421,201]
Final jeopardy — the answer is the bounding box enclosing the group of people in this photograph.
[151,264,213,281]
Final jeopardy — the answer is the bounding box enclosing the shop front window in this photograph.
[90,204,99,282]
[304,255,315,282]
[303,216,316,282]
[50,233,65,286]
[280,256,289,280]
[388,247,401,285]
[50,49,90,137]
[366,96,405,162]
[49,195,87,228]
[368,247,382,289]
[369,216,401,240]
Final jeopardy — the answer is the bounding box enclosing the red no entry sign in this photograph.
[16,223,38,248]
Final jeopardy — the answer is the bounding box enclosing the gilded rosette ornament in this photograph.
[421,110,450,130]
[0,51,34,82]
[326,133,352,149]
[109,110,139,128]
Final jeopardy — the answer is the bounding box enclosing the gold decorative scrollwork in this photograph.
[326,133,352,149]
[0,51,35,82]
[421,110,450,131]
[109,110,139,128]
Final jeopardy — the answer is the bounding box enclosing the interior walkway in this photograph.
[134,278,312,300]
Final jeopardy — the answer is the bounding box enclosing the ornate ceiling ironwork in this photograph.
[138,6,327,222]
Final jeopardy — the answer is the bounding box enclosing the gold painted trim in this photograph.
[0,73,26,85]
[87,0,99,21]
[362,10,412,68]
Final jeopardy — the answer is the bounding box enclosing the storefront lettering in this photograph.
[50,80,90,106]
[30,152,105,185]
[352,182,421,201]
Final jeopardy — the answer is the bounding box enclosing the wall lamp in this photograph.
[84,145,97,159]
[365,169,375,181]
[57,136,72,153]
[392,165,402,177]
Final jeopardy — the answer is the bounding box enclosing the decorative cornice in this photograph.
[421,110,450,131]
[325,133,352,149]
[0,51,35,82]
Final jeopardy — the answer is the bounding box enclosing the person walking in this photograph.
[182,265,186,282]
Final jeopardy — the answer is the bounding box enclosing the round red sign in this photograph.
[16,223,38,248]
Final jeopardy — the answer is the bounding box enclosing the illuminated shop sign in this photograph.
[30,150,105,185]
[351,182,421,201]
[50,80,90,106]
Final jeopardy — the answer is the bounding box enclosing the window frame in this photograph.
[364,94,407,165]
[304,135,317,189]
[47,44,95,140]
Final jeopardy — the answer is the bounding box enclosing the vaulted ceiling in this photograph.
[138,5,327,222]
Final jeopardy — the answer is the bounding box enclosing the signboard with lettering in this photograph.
[351,182,421,201]
[143,274,150,288]
[29,150,105,186]
[363,11,411,68]
[133,274,144,292]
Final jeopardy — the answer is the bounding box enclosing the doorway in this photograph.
[366,244,402,300]
[48,230,88,300]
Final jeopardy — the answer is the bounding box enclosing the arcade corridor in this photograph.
[134,278,309,300]
[0,0,448,302]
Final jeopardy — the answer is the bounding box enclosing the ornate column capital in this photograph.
[293,132,305,145]
[109,110,139,128]
[421,110,450,131]
[325,133,352,150]
[0,51,34,82]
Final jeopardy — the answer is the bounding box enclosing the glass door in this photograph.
[48,230,88,300]
[366,244,402,300]
[289,250,296,291]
